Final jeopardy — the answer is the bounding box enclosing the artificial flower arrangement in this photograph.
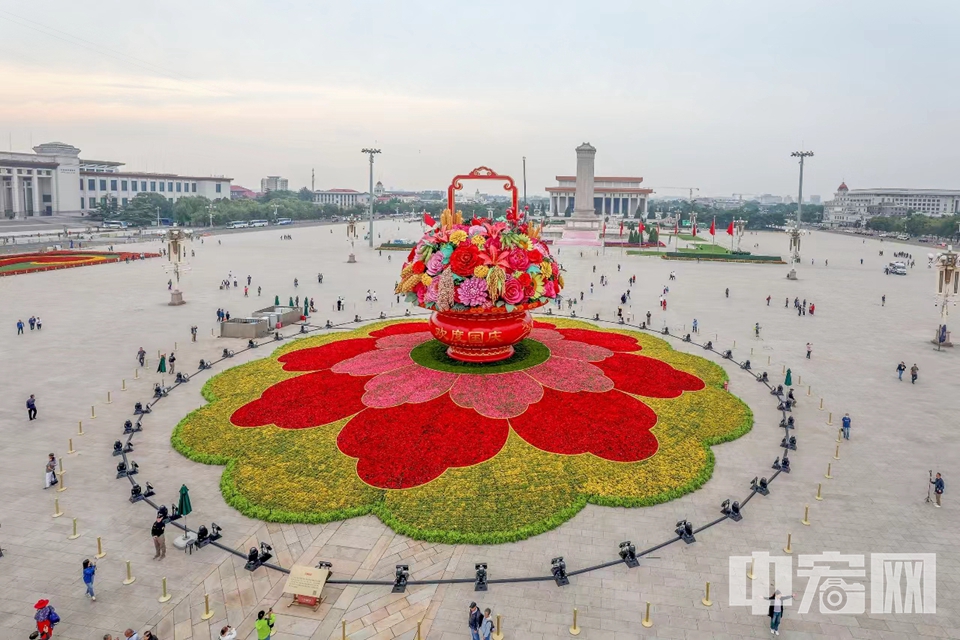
[396,207,564,313]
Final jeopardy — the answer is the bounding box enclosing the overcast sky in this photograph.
[2,1,958,199]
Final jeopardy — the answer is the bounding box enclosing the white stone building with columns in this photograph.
[1,142,232,219]
[546,175,652,218]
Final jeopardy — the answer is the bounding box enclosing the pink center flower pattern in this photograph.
[231,322,705,489]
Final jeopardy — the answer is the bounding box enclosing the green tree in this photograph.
[173,196,211,226]
[122,193,173,226]
[298,187,314,202]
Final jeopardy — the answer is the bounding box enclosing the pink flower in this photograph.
[502,277,525,305]
[543,280,557,298]
[507,248,530,271]
[455,277,489,307]
[468,225,485,236]
[425,252,445,276]
[424,278,440,304]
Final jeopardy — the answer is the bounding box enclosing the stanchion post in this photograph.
[783,533,793,554]
[96,536,106,558]
[123,560,136,585]
[569,608,581,635]
[768,355,771,365]
[59,457,64,475]
[68,517,81,540]
[801,505,811,526]
[56,471,67,493]
[416,620,423,640]
[201,593,214,620]
[122,379,126,391]
[341,620,346,640]
[798,375,802,386]
[91,405,96,419]
[836,429,842,443]
[159,577,171,603]
[827,412,833,425]
[747,557,756,580]
[53,498,63,518]
[819,398,824,410]
[807,385,811,396]
[834,444,840,460]
[135,368,140,380]
[68,439,76,455]
[641,602,653,628]
[106,391,112,404]
[492,613,504,640]
[816,483,823,501]
[782,364,786,374]
[825,463,833,479]
[702,582,713,607]
[78,420,84,435]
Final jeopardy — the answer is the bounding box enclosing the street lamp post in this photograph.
[361,148,381,247]
[789,150,814,264]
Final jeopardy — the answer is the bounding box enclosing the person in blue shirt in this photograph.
[841,414,852,440]
[931,473,944,508]
[82,559,96,601]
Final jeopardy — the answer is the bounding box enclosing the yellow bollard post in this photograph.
[106,391,112,404]
[416,620,423,640]
[123,560,136,585]
[77,420,84,436]
[492,614,504,640]
[819,397,824,411]
[569,608,581,635]
[767,355,771,365]
[56,471,67,493]
[211,327,215,337]
[825,463,833,479]
[702,582,713,607]
[834,444,841,460]
[175,341,178,351]
[837,429,842,443]
[807,385,811,396]
[798,375,802,385]
[341,620,346,640]
[53,498,63,518]
[59,457,64,475]
[159,577,171,603]
[201,593,214,620]
[122,379,126,391]
[783,533,793,554]
[157,350,161,359]
[782,364,786,374]
[827,412,833,425]
[96,536,106,559]
[733,340,736,348]
[750,347,754,355]
[68,517,81,540]
[747,557,756,580]
[68,439,76,455]
[135,368,140,380]
[641,602,653,628]
[816,483,823,501]
[91,405,96,419]
[801,505,811,526]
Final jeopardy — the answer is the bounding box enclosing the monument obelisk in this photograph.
[561,143,600,243]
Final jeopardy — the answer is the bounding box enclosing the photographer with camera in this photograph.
[255,609,275,640]
[931,472,945,507]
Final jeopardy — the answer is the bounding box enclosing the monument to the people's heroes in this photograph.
[557,142,602,245]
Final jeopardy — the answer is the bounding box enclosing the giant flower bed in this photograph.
[0,250,158,276]
[173,318,752,543]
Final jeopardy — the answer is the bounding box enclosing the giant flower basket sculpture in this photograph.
[396,167,562,362]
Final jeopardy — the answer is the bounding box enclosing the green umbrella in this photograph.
[177,484,193,544]
[304,298,309,317]
[784,368,792,386]
[289,296,294,307]
[274,295,280,306]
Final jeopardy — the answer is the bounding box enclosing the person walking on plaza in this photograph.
[841,413,852,440]
[27,394,37,420]
[882,294,886,306]
[168,352,176,375]
[137,347,146,367]
[258,286,261,296]
[911,363,919,384]
[151,514,166,560]
[157,353,166,374]
[931,473,944,507]
[45,453,57,489]
[34,598,58,639]
[468,602,484,640]
[767,590,795,636]
[806,343,812,359]
[255,609,276,640]
[17,318,24,334]
[480,608,494,640]
[29,315,36,330]
[219,625,238,640]
[37,316,42,330]
[82,559,97,601]
[755,322,761,338]
[766,295,771,306]
[896,361,906,381]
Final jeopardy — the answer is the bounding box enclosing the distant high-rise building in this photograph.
[759,194,783,205]
[261,176,288,193]
[809,195,821,204]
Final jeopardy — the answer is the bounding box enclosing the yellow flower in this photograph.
[540,261,553,279]
[473,265,489,278]
[421,274,433,286]
[450,230,468,245]
[531,274,545,298]
[471,235,486,248]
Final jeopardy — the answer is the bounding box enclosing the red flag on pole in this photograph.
[674,221,679,235]
[709,217,716,236]
[423,213,436,227]
[726,220,735,235]
[639,221,645,235]
[619,221,624,236]
[602,222,606,238]
[692,223,697,237]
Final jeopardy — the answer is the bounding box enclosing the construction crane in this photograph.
[657,187,700,201]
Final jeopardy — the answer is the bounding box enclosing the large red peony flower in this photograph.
[448,244,481,276]
[231,321,704,490]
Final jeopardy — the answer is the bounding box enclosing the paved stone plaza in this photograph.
[1,223,958,640]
